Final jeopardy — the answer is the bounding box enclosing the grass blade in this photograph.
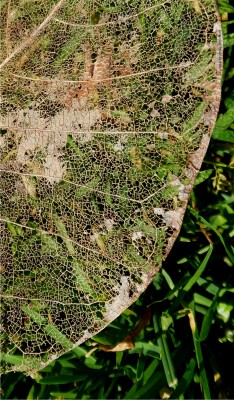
[188,299,211,399]
[153,313,177,388]
[200,291,220,342]
[169,244,213,313]
[169,358,196,399]
[22,304,73,351]
[188,206,234,264]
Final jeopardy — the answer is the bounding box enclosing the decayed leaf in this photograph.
[0,0,222,374]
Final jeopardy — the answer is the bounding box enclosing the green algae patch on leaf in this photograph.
[0,0,222,374]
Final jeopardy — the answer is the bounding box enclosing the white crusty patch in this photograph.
[135,272,149,292]
[163,208,184,231]
[104,218,115,232]
[104,276,130,322]
[169,175,188,202]
[113,141,125,152]
[154,207,184,231]
[162,94,173,104]
[2,101,101,184]
[132,231,143,241]
[153,207,165,216]
[104,271,152,323]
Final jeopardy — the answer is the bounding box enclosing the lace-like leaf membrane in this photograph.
[0,0,222,374]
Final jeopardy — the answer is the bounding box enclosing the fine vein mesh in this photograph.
[0,0,222,373]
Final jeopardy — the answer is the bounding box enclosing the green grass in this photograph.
[1,0,234,398]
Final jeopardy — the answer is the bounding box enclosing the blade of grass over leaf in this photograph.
[53,213,75,256]
[22,304,73,351]
[0,354,43,371]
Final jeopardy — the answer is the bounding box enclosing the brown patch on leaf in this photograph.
[63,45,112,110]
